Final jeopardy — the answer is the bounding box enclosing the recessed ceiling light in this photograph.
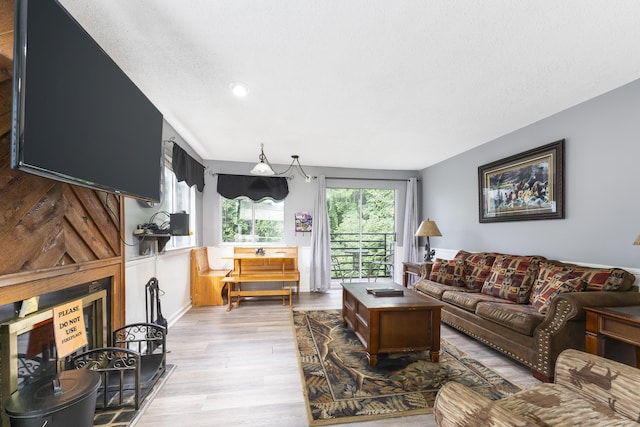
[230,82,249,97]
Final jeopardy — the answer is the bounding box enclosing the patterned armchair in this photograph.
[434,349,640,426]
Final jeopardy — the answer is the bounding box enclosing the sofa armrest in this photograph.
[532,291,640,379]
[554,349,640,421]
[543,290,640,325]
[434,382,537,427]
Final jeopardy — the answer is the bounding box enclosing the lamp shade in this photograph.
[634,234,640,245]
[250,161,275,176]
[415,220,442,237]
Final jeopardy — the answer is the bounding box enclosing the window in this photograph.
[163,167,196,249]
[149,162,196,251]
[327,188,395,279]
[221,197,284,243]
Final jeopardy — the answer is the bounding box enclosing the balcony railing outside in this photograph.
[330,232,395,281]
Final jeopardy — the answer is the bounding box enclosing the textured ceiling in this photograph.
[58,0,640,170]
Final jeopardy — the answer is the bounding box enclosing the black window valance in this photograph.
[217,174,289,201]
[172,144,205,192]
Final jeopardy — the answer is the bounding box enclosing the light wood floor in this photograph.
[134,287,540,427]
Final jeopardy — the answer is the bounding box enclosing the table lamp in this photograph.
[415,219,442,262]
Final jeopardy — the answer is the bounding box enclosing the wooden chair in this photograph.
[191,247,230,306]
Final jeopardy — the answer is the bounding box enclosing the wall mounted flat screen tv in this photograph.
[11,0,163,202]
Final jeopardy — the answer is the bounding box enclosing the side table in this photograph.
[584,306,640,368]
[402,261,432,287]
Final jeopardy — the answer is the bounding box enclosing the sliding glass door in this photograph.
[327,188,395,281]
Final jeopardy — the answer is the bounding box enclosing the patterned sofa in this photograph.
[434,349,640,426]
[413,250,640,381]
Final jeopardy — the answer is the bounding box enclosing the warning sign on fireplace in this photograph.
[53,299,88,357]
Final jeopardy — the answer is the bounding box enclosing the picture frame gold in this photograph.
[478,140,565,223]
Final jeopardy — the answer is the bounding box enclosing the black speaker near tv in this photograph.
[169,212,190,236]
[169,213,190,236]
[11,0,163,202]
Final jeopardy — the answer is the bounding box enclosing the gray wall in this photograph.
[421,78,640,269]
[201,162,417,247]
[125,120,205,259]
[124,120,203,325]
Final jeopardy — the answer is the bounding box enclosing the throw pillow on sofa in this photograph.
[530,272,587,314]
[454,250,498,290]
[535,261,633,293]
[532,261,584,304]
[429,258,465,286]
[481,254,546,303]
[534,262,573,292]
[567,267,630,291]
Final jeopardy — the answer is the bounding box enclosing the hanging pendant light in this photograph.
[249,143,313,181]
[250,143,275,176]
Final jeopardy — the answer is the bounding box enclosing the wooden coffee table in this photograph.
[341,282,443,366]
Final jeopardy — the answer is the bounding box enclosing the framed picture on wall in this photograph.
[478,139,565,223]
[295,212,312,232]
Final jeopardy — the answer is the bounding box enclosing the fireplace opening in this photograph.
[0,277,112,326]
[0,278,112,421]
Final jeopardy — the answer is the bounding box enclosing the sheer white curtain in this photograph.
[402,178,419,284]
[310,175,332,292]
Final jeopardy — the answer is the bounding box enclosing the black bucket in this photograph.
[5,369,101,427]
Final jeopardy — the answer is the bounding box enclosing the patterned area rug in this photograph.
[293,310,521,426]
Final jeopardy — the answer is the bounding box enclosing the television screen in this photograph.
[11,0,163,202]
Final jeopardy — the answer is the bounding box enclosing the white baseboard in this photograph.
[168,302,192,328]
